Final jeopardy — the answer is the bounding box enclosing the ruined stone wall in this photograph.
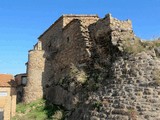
[23,50,45,103]
[24,15,99,103]
[89,14,133,43]
[25,14,160,120]
[46,15,160,120]
[63,15,99,27]
[87,14,134,76]
[67,52,160,120]
[39,15,99,97]
[45,19,91,105]
[39,15,99,52]
[103,52,160,120]
[42,14,136,116]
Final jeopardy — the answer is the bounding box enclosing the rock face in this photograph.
[24,14,160,120]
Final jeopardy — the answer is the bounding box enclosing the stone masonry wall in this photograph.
[45,19,93,107]
[25,14,160,120]
[63,15,99,27]
[24,15,99,103]
[39,17,63,51]
[65,15,160,120]
[39,15,99,52]
[37,16,99,96]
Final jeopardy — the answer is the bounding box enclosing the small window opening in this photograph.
[67,37,70,42]
[21,76,27,86]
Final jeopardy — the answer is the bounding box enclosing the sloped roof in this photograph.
[14,73,27,77]
[0,74,16,87]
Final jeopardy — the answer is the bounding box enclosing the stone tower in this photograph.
[23,41,45,103]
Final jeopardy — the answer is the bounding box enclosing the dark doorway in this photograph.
[0,108,4,120]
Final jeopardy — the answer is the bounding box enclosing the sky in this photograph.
[0,0,160,75]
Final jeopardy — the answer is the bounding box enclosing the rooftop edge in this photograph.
[38,14,99,39]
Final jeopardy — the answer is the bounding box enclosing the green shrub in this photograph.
[16,103,29,114]
[123,37,160,54]
[92,101,103,111]
[123,38,146,54]
[69,63,87,83]
[12,99,64,120]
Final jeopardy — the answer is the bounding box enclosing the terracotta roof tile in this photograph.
[0,74,16,87]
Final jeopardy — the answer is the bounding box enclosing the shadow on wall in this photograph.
[8,79,16,87]
[40,52,67,119]
[15,74,27,103]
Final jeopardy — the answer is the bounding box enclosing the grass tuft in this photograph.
[123,37,160,54]
[12,99,64,120]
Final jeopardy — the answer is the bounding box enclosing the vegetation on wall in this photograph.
[153,69,160,85]
[69,63,88,83]
[123,37,160,54]
[12,99,65,120]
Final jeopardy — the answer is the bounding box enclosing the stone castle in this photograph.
[24,14,160,120]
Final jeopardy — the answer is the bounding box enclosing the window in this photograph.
[67,37,70,42]
[21,76,27,85]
